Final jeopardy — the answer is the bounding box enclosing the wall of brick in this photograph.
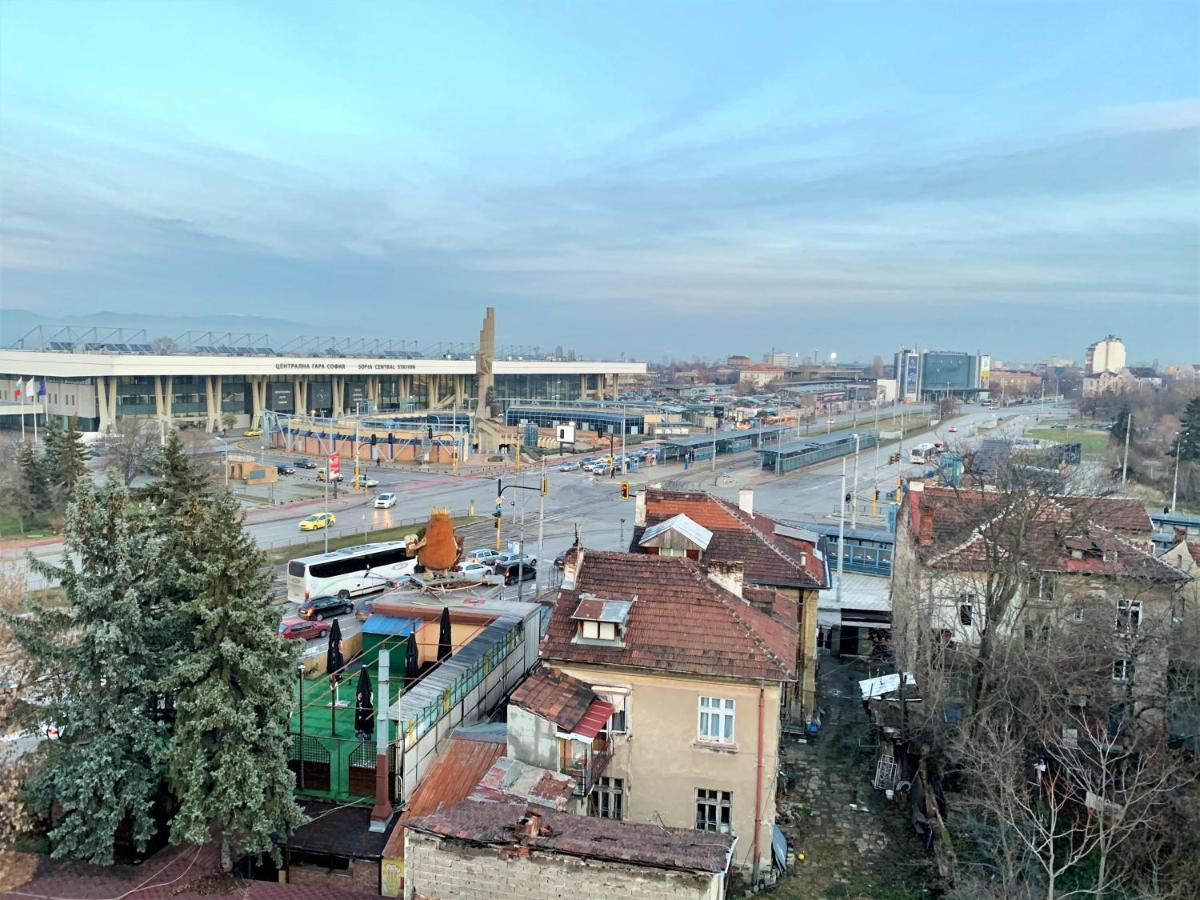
[287,857,379,894]
[404,832,722,900]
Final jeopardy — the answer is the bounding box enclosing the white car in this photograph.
[455,560,492,579]
[374,492,397,509]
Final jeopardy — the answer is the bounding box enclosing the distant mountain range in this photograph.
[1,308,324,346]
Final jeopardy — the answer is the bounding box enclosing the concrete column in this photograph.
[612,374,620,401]
[154,376,165,420]
[204,376,216,431]
[454,375,464,409]
[580,374,588,400]
[97,377,113,433]
[250,376,263,423]
[214,375,223,430]
[368,375,379,407]
[294,377,304,416]
[163,376,173,423]
[332,376,344,418]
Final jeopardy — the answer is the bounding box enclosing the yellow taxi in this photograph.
[299,512,336,532]
[244,428,262,437]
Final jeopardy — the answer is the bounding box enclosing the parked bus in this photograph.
[287,540,417,603]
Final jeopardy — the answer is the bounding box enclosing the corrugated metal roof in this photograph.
[363,614,420,636]
[639,513,713,550]
[569,699,614,740]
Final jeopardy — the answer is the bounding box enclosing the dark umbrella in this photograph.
[437,607,452,662]
[405,629,419,686]
[354,665,374,742]
[327,620,344,736]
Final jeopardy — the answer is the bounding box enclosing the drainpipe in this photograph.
[753,679,765,886]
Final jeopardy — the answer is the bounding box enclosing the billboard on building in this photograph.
[979,355,991,390]
[269,383,294,413]
[903,353,921,401]
[309,382,332,411]
[922,352,974,392]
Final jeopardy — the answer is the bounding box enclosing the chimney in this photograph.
[909,481,924,543]
[634,490,647,528]
[525,810,542,839]
[707,560,744,598]
[562,546,584,590]
[738,488,754,516]
[369,650,393,831]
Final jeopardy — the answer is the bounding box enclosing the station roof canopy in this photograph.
[662,423,789,449]
[756,431,874,457]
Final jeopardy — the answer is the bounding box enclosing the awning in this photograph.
[570,699,614,740]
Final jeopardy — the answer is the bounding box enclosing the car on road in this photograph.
[491,552,536,571]
[299,512,337,531]
[495,560,537,585]
[276,464,296,476]
[279,617,331,641]
[352,475,380,489]
[947,425,958,433]
[374,492,397,509]
[299,595,353,620]
[244,428,262,437]
[295,458,317,469]
[454,560,493,579]
[558,461,581,472]
[466,548,501,564]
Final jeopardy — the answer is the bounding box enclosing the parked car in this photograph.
[244,428,262,438]
[295,458,317,469]
[374,492,397,509]
[299,595,353,620]
[279,617,331,641]
[299,512,336,531]
[353,475,380,489]
[466,548,501,564]
[495,560,537,585]
[558,461,581,472]
[276,464,296,476]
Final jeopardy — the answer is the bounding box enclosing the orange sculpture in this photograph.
[408,507,463,573]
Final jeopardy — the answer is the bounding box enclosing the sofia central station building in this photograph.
[0,331,645,434]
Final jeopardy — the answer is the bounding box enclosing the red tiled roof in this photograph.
[383,731,506,859]
[403,800,736,873]
[908,487,1184,583]
[636,489,824,588]
[510,666,598,731]
[573,698,615,739]
[544,550,797,682]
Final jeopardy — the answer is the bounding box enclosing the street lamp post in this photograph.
[1171,433,1181,512]
[851,433,861,528]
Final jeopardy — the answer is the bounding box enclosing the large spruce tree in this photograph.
[42,418,91,508]
[165,490,303,870]
[16,442,50,514]
[15,479,167,864]
[1179,396,1200,462]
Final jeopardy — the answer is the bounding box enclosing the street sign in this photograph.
[328,452,340,478]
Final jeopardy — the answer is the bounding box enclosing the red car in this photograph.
[279,617,331,641]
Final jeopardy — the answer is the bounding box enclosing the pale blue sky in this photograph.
[1,1,1197,362]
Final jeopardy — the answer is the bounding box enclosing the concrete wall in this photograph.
[403,831,723,900]
[506,705,561,772]
[553,664,780,875]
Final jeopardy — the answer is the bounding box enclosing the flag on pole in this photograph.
[26,378,36,397]
[37,377,47,397]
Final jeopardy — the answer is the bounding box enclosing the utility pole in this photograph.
[621,405,627,475]
[323,465,330,555]
[1121,411,1132,487]
[872,391,882,476]
[536,459,546,595]
[1171,433,1181,512]
[836,458,846,609]
[851,433,861,528]
[711,420,717,472]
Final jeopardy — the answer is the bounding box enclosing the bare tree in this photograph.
[150,335,176,354]
[96,418,161,485]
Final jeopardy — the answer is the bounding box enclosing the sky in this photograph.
[1,0,1197,364]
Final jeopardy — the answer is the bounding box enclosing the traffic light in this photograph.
[494,497,502,519]
[541,476,548,496]
[620,482,630,500]
[370,433,377,446]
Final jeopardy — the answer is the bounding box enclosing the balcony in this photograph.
[564,733,613,797]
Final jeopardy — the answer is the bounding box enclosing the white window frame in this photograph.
[1115,600,1141,635]
[595,687,630,734]
[697,696,735,745]
[1112,657,1133,682]
[695,788,733,833]
[590,776,624,820]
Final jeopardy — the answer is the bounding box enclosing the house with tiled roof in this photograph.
[631,487,827,719]
[538,545,798,880]
[892,482,1190,730]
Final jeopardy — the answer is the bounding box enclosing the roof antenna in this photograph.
[573,523,581,547]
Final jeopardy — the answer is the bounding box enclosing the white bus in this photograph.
[287,540,418,603]
[909,442,939,464]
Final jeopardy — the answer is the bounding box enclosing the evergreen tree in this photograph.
[165,490,303,870]
[42,418,91,506]
[16,441,50,515]
[1179,396,1200,462]
[10,479,167,864]
[1110,405,1133,447]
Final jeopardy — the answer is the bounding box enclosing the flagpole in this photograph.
[19,388,26,442]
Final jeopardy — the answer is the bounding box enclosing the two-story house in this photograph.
[891,482,1189,730]
[631,487,827,721]
[540,546,798,882]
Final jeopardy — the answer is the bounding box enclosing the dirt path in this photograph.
[772,656,933,899]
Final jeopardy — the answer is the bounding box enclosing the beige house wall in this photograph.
[554,663,781,875]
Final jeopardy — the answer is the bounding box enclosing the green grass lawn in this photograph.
[0,503,56,541]
[266,515,480,564]
[1024,426,1112,460]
